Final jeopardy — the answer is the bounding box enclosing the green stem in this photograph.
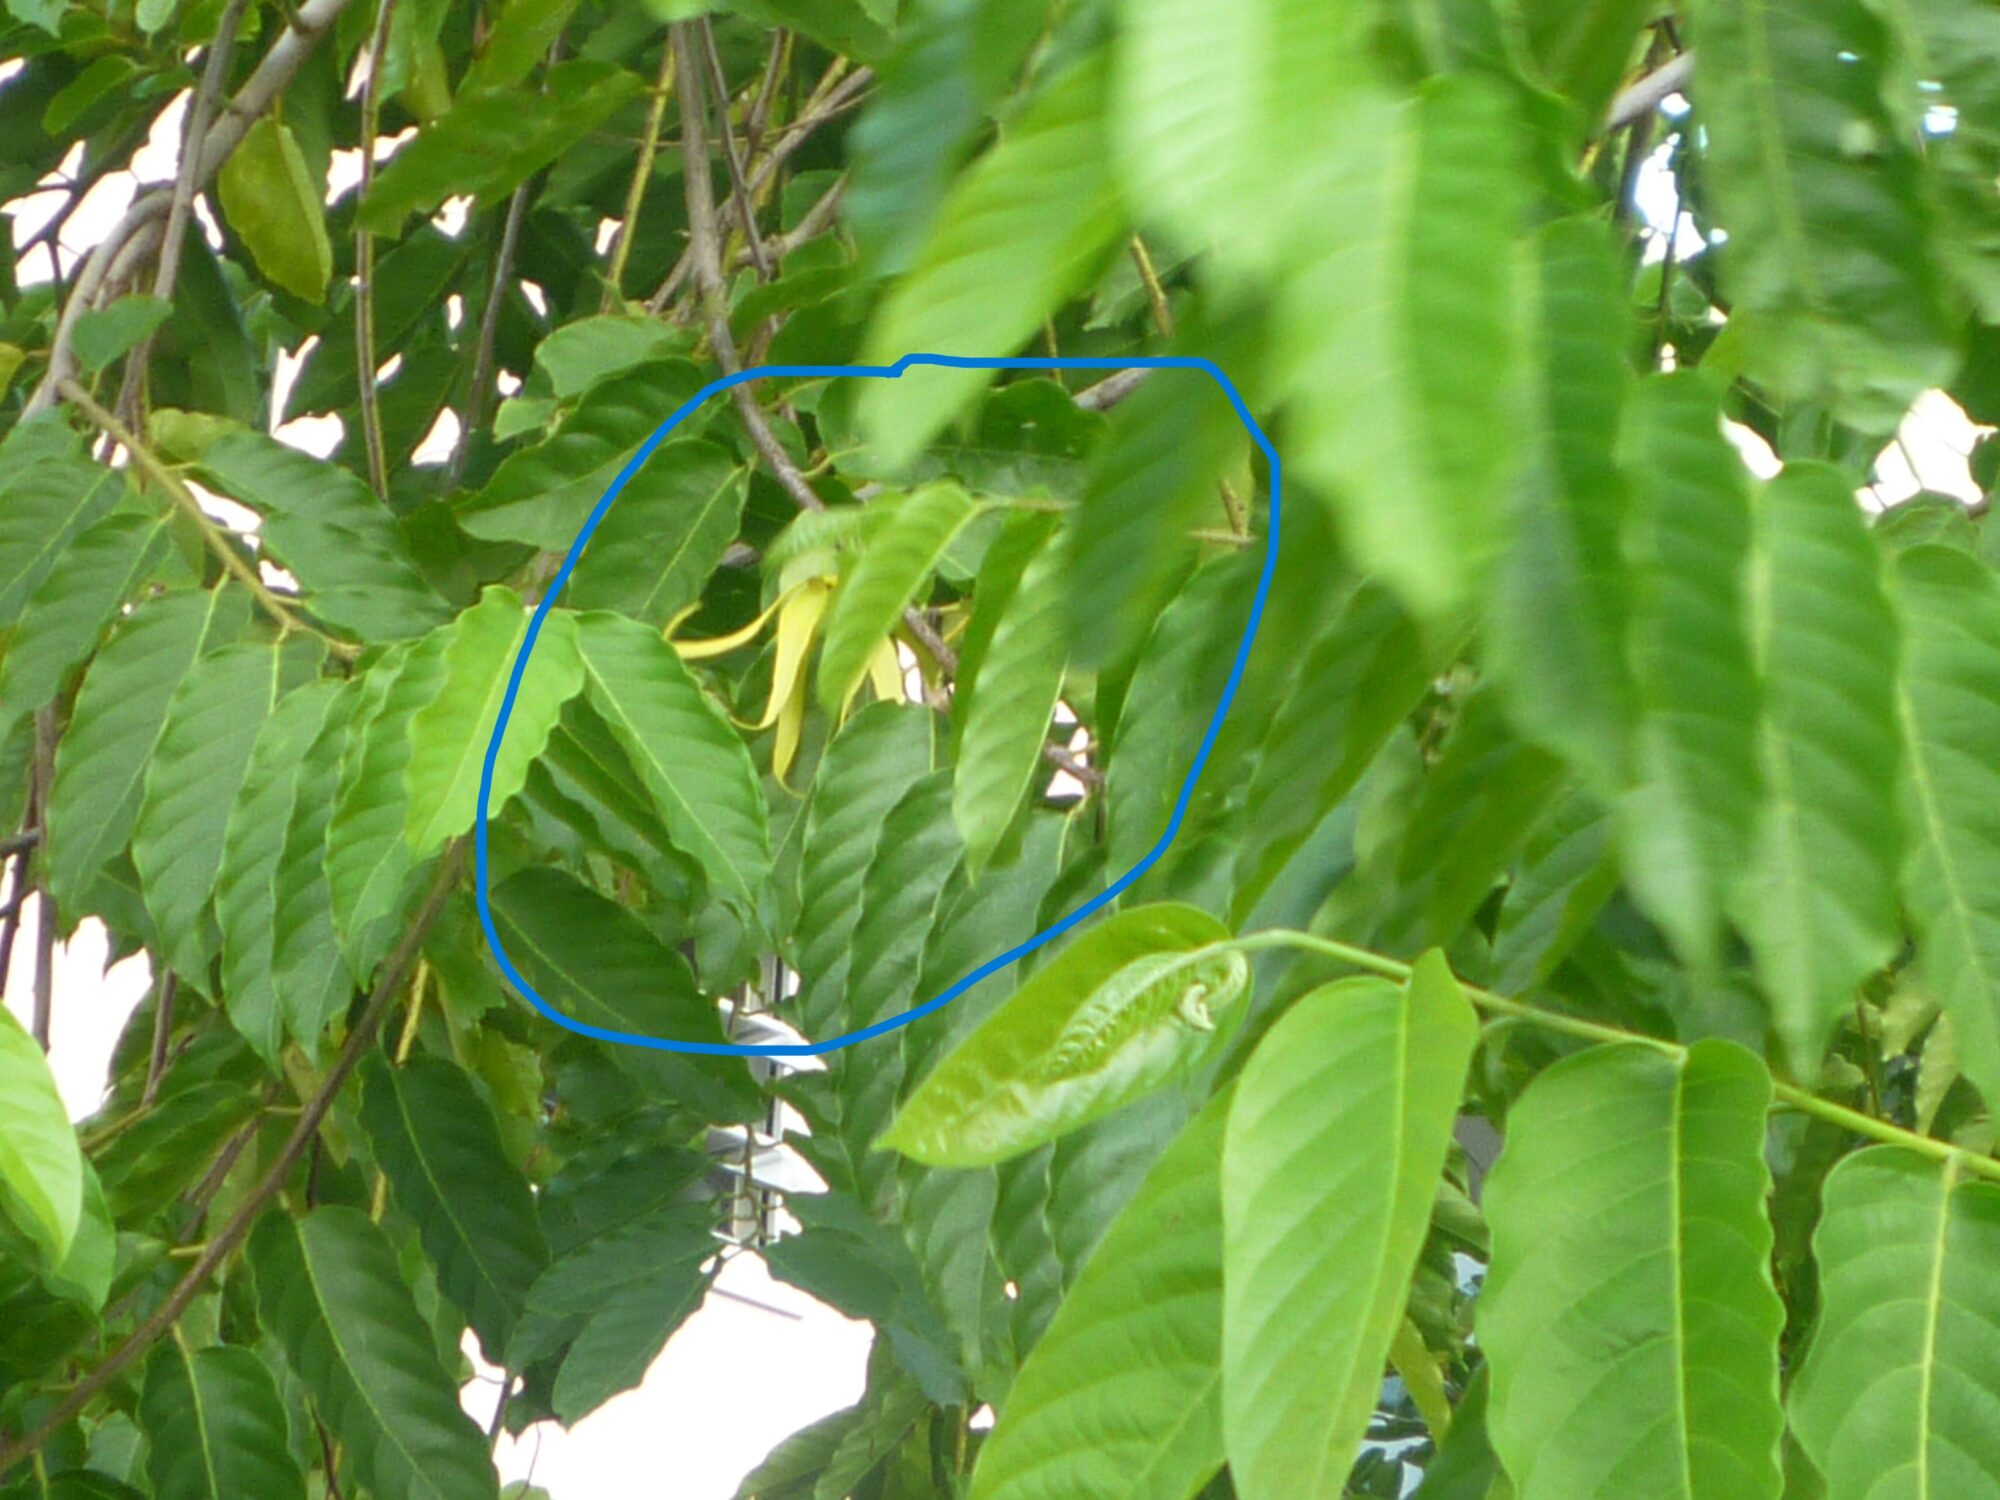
[1224,928,2000,1185]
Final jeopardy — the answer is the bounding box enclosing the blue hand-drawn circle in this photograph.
[477,353,1279,1057]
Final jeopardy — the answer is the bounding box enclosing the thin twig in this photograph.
[600,46,677,312]
[58,380,359,659]
[0,846,465,1481]
[353,0,399,496]
[142,974,177,1108]
[0,852,27,999]
[1603,50,1692,134]
[1074,367,1150,411]
[699,18,771,280]
[450,183,530,490]
[0,831,40,859]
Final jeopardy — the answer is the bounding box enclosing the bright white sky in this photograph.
[2,65,1991,1500]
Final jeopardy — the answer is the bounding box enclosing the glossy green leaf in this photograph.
[970,1093,1228,1500]
[573,610,771,910]
[197,431,452,642]
[140,1342,307,1500]
[1789,1147,2000,1500]
[457,362,706,549]
[217,117,332,301]
[273,679,366,1048]
[216,682,343,1063]
[793,703,936,1035]
[1894,544,2000,1109]
[818,484,977,715]
[0,1006,81,1269]
[1479,1040,1785,1499]
[1222,954,1478,1500]
[953,518,1066,875]
[1491,786,1619,994]
[1279,75,1529,621]
[404,588,584,857]
[1616,373,1762,968]
[460,0,580,93]
[1686,0,1958,428]
[858,58,1125,465]
[360,1055,549,1364]
[1735,465,1901,1078]
[70,296,171,373]
[47,587,248,917]
[356,61,643,235]
[880,904,1244,1167]
[0,509,173,738]
[134,637,321,981]
[568,440,747,625]
[249,1208,499,1500]
[0,452,122,625]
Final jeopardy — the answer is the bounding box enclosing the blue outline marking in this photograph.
[476,353,1278,1057]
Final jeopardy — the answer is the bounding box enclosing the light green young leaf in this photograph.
[140,1342,307,1500]
[47,587,249,917]
[0,510,174,739]
[248,1208,500,1500]
[1789,1148,2000,1499]
[1685,0,1958,429]
[216,682,343,1063]
[1616,372,1762,969]
[217,118,333,302]
[1734,464,1901,1079]
[360,1055,550,1364]
[818,484,977,715]
[0,1006,82,1269]
[1279,75,1529,621]
[1894,544,2000,1109]
[133,637,322,982]
[858,57,1125,466]
[1222,954,1478,1500]
[568,440,746,626]
[971,1093,1228,1500]
[573,611,771,911]
[1479,1040,1785,1500]
[880,905,1245,1167]
[404,588,584,857]
[197,431,451,642]
[954,519,1066,875]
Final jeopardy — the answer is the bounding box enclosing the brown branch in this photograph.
[0,845,465,1481]
[27,710,56,1052]
[699,18,771,280]
[449,183,530,489]
[353,0,399,496]
[1074,368,1150,411]
[1603,51,1692,134]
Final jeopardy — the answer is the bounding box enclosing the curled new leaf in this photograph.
[879,904,1246,1166]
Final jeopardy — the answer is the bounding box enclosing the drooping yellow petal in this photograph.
[867,637,906,705]
[751,576,833,731]
[669,583,801,661]
[773,676,807,791]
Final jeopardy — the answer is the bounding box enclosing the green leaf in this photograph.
[568,440,747,626]
[818,484,978,715]
[47,588,248,918]
[248,1208,500,1500]
[1487,217,1637,797]
[356,61,643,235]
[273,681,364,1048]
[1231,581,1434,920]
[196,431,452,642]
[457,361,706,550]
[1615,373,1762,968]
[133,637,322,981]
[574,610,771,910]
[1789,1148,2000,1500]
[0,452,123,625]
[217,118,333,301]
[1490,787,1619,994]
[1893,544,2000,1109]
[881,905,1245,1167]
[1222,954,1478,1500]
[1478,1040,1785,1500]
[404,588,585,857]
[140,1341,307,1500]
[971,1092,1227,1500]
[1734,464,1901,1079]
[461,0,580,93]
[858,57,1125,466]
[1278,76,1529,620]
[216,682,343,1063]
[70,296,172,373]
[794,703,936,1036]
[1516,0,1655,125]
[360,1055,550,1364]
[953,518,1066,875]
[0,1006,81,1269]
[0,510,174,739]
[1685,0,1958,428]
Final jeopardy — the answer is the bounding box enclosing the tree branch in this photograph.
[27,710,55,1052]
[353,0,400,496]
[600,46,677,311]
[1603,51,1692,135]
[699,18,771,280]
[0,845,465,1481]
